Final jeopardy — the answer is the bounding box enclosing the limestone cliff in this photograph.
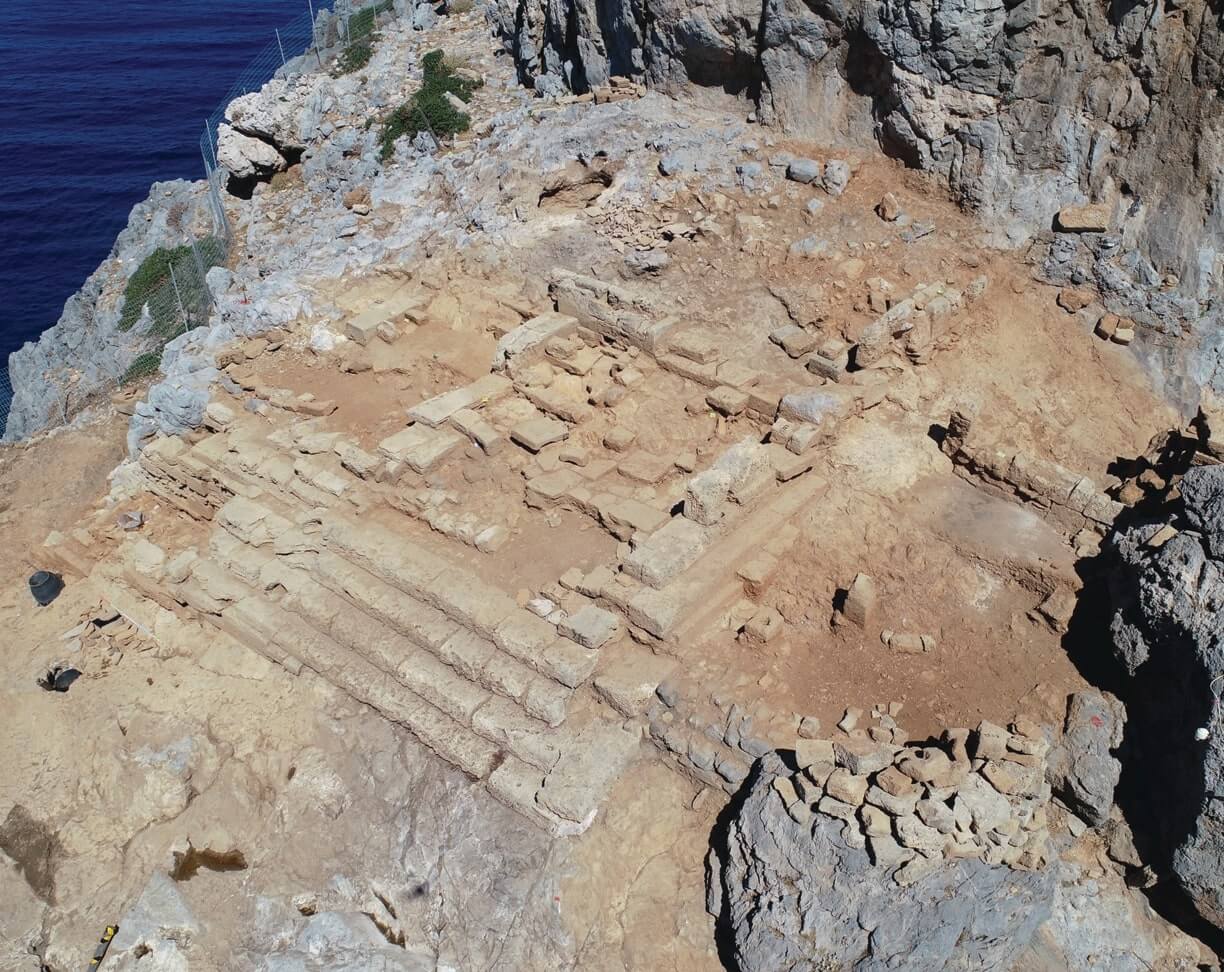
[3,180,210,442]
[1109,465,1224,929]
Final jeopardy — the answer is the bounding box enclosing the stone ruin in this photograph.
[770,715,1052,886]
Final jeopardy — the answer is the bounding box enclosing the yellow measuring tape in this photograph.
[86,925,118,969]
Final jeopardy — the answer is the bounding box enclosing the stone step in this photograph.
[209,497,587,707]
[41,530,98,579]
[307,549,575,722]
[190,547,569,770]
[212,444,350,518]
[193,580,502,781]
[486,756,575,836]
[321,512,599,683]
[280,562,573,731]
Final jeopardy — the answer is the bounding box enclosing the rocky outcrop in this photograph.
[217,75,330,186]
[714,753,1057,970]
[1047,690,1126,830]
[491,0,1224,409]
[1109,464,1224,929]
[3,180,211,442]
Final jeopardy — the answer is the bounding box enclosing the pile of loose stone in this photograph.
[773,713,1054,887]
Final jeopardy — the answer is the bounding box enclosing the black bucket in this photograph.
[28,571,63,607]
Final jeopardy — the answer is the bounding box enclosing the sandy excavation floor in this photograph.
[0,28,1197,969]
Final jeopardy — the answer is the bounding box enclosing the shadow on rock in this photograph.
[1060,432,1224,953]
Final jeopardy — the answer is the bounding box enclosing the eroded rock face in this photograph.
[1109,465,1224,929]
[491,0,1224,405]
[3,180,210,442]
[714,754,1056,971]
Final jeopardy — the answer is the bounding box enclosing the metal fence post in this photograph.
[168,262,189,332]
[306,0,324,67]
[275,28,288,68]
[203,120,218,172]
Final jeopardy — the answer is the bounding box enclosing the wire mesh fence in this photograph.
[2,0,401,440]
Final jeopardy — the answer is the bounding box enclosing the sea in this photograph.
[0,0,320,389]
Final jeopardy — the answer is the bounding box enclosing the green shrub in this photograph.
[334,0,393,75]
[378,49,483,161]
[348,0,393,41]
[120,350,164,386]
[337,38,373,74]
[117,239,225,338]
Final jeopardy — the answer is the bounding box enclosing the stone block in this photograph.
[494,311,579,371]
[604,427,636,453]
[895,814,948,854]
[794,738,835,768]
[474,525,510,553]
[450,408,504,455]
[972,720,1009,760]
[737,553,778,598]
[746,385,783,421]
[623,516,710,588]
[707,385,749,416]
[981,759,1040,797]
[817,795,857,821]
[408,387,480,428]
[826,768,869,805]
[786,158,822,184]
[866,784,920,817]
[558,604,621,649]
[624,585,682,639]
[346,316,381,345]
[897,748,960,787]
[716,753,750,786]
[334,441,381,480]
[669,329,721,364]
[426,568,519,636]
[805,353,845,382]
[525,468,583,508]
[593,650,677,716]
[860,803,892,838]
[659,353,718,387]
[779,387,855,427]
[511,417,569,453]
[436,628,496,681]
[916,799,957,834]
[684,469,731,525]
[377,426,465,473]
[781,327,820,359]
[842,573,876,627]
[768,446,817,483]
[1056,203,1110,233]
[893,854,940,887]
[521,383,593,424]
[741,607,784,645]
[618,452,673,484]
[596,496,670,538]
[868,834,915,868]
[834,737,893,775]
[772,775,800,807]
[954,774,1012,832]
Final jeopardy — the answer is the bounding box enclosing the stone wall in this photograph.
[714,751,1057,971]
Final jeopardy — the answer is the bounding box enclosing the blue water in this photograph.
[0,1,315,369]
